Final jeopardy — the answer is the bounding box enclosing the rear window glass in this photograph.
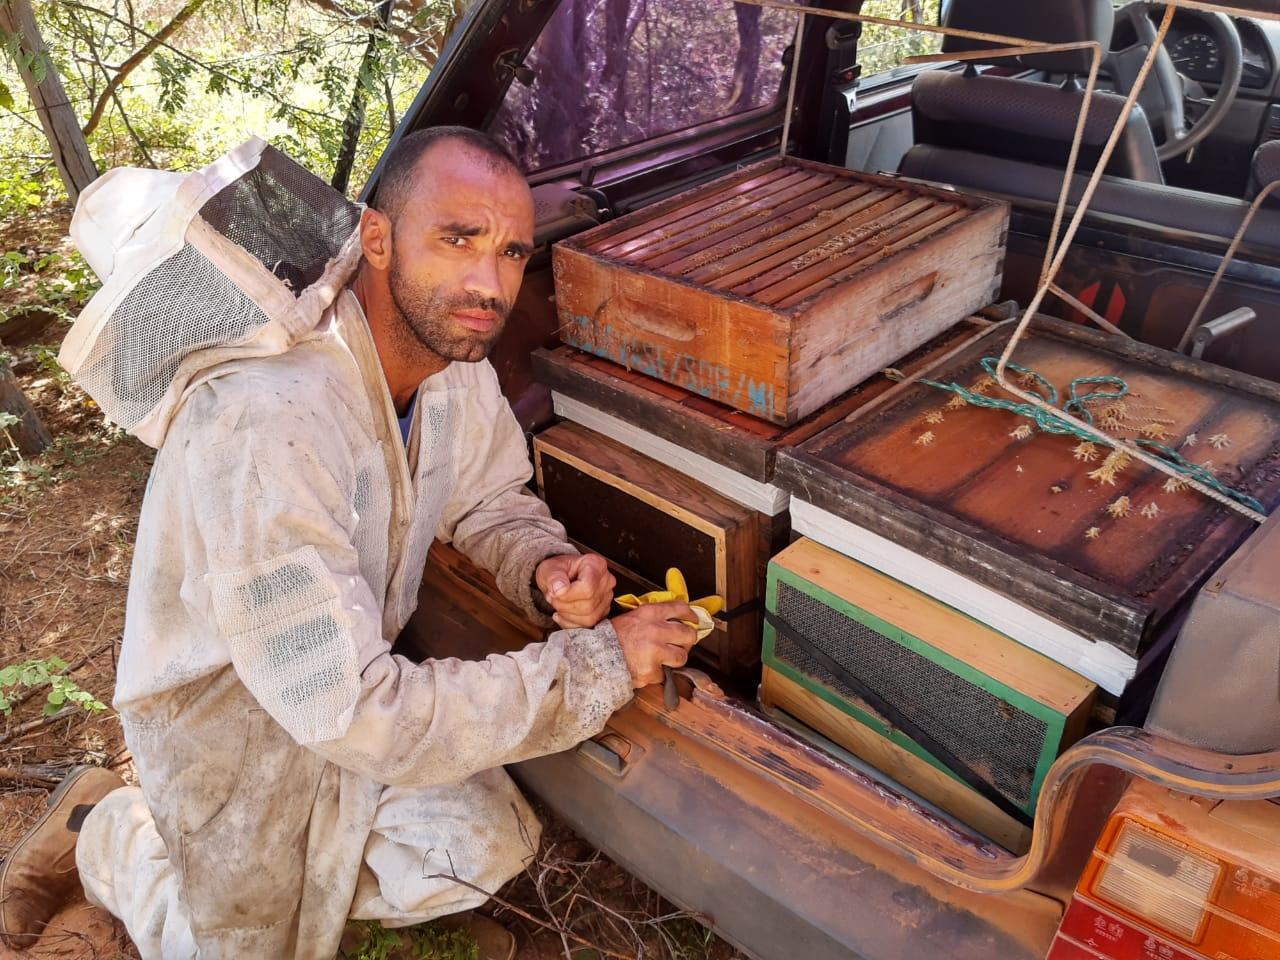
[857,0,943,79]
[490,0,797,172]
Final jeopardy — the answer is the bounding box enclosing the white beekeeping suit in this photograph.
[59,139,635,959]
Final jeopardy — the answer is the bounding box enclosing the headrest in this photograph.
[940,0,1114,75]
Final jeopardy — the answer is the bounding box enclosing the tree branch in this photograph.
[109,84,155,166]
[60,2,346,128]
[303,0,442,64]
[80,0,208,138]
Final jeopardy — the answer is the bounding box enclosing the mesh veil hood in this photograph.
[60,137,364,448]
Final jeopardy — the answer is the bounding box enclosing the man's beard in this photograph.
[388,255,510,363]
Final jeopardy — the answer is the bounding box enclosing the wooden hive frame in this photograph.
[534,421,769,679]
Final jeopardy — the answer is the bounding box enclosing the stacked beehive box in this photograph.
[774,318,1280,696]
[532,323,989,681]
[532,158,1073,842]
[755,317,1280,845]
[535,154,1280,848]
[552,157,1009,425]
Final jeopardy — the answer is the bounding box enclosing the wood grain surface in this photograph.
[532,317,992,482]
[553,157,1008,424]
[777,318,1280,656]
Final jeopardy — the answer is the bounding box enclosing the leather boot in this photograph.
[0,765,125,949]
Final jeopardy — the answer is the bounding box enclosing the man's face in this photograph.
[386,141,535,362]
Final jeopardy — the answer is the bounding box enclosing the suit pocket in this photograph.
[180,708,323,937]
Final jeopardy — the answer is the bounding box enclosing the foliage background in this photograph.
[857,0,943,78]
[0,0,458,223]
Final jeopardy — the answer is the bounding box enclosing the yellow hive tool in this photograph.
[615,568,723,709]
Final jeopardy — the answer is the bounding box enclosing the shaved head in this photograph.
[374,126,523,222]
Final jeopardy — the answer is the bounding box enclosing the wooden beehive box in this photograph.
[775,318,1280,662]
[761,538,1096,851]
[534,421,766,680]
[552,157,1008,425]
[532,317,991,487]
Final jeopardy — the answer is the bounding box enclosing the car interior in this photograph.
[894,0,1280,255]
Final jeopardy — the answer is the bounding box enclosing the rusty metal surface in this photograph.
[515,694,1062,960]
[780,317,1280,654]
[571,157,981,311]
[623,673,1280,895]
[403,544,1280,959]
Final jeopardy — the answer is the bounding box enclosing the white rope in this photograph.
[1047,283,1130,339]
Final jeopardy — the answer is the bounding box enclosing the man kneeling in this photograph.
[0,128,697,959]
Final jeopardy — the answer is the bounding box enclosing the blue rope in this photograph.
[910,357,1266,515]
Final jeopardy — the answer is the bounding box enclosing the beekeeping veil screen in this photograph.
[60,137,363,448]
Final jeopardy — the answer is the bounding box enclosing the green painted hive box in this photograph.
[761,538,1096,846]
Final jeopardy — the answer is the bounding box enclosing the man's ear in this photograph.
[359,208,393,271]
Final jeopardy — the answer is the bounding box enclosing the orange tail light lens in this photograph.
[1092,822,1222,941]
[1047,781,1280,960]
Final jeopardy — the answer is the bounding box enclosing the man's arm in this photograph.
[187,376,636,787]
[437,361,600,625]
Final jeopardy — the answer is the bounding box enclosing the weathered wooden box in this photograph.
[552,157,1009,425]
[531,316,990,489]
[775,318,1280,670]
[534,421,771,680]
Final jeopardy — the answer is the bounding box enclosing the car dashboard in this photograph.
[1162,16,1275,89]
[1111,10,1280,196]
[1112,9,1278,91]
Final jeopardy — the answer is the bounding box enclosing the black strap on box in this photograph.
[716,598,761,623]
[764,610,1033,828]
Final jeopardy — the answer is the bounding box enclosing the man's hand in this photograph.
[611,601,699,689]
[535,553,616,628]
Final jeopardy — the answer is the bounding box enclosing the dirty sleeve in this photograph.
[186,374,635,785]
[437,361,578,626]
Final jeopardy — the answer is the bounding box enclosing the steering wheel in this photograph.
[1106,2,1243,162]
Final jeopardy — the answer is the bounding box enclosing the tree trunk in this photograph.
[0,0,98,202]
[601,0,631,141]
[331,0,395,194]
[729,5,762,110]
[0,363,51,457]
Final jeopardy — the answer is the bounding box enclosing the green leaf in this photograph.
[0,666,16,686]
[46,687,65,706]
[0,80,12,113]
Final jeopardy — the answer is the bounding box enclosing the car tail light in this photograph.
[1045,780,1280,960]
[1092,822,1221,940]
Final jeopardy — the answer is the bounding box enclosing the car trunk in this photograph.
[382,4,1280,955]
[399,542,1131,959]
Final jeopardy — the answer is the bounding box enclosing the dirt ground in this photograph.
[0,207,742,960]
